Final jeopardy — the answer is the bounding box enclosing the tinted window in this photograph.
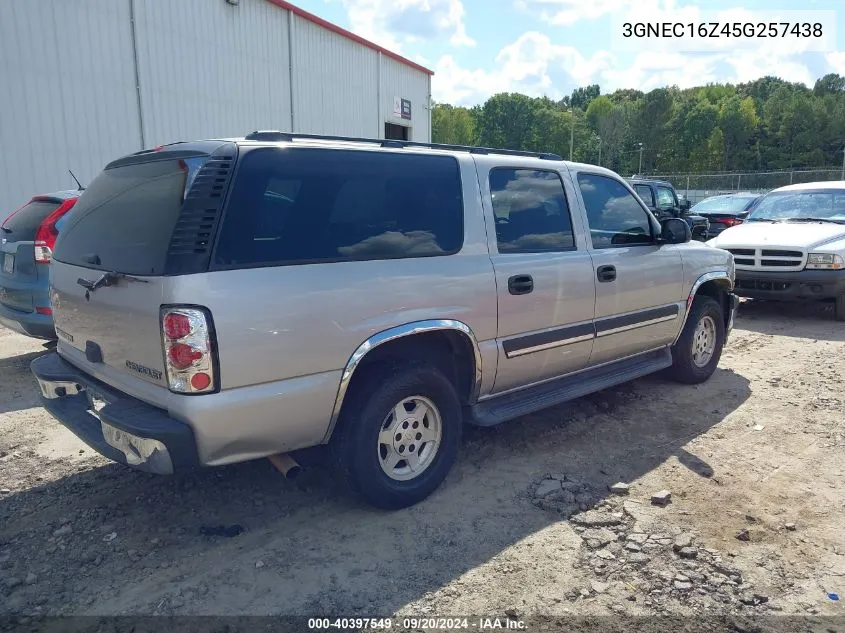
[633,184,654,207]
[655,186,676,210]
[578,173,654,249]
[54,159,192,275]
[489,169,575,253]
[214,148,463,266]
[1,200,61,243]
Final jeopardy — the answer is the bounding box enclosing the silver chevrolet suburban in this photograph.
[31,132,738,509]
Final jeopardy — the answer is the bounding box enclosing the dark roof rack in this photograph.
[243,130,563,161]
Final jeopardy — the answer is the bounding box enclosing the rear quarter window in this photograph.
[53,159,190,275]
[213,148,464,267]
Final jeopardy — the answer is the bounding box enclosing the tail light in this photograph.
[160,307,217,394]
[718,217,743,228]
[34,198,78,264]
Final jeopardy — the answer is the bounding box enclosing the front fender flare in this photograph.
[673,270,733,345]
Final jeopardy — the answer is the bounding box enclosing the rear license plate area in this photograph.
[86,389,109,419]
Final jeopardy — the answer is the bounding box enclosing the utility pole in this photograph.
[597,136,602,166]
[569,109,575,161]
[841,145,845,180]
[638,142,644,174]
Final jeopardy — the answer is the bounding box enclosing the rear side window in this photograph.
[633,184,654,207]
[1,200,61,242]
[54,159,191,275]
[489,169,575,253]
[213,148,464,267]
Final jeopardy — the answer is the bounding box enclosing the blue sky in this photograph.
[296,0,845,106]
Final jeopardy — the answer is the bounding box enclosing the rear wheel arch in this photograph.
[324,321,481,442]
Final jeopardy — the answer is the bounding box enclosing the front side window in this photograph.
[577,173,654,249]
[489,169,575,253]
[213,148,464,266]
[655,186,677,210]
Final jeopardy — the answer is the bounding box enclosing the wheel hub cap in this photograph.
[692,315,717,368]
[378,396,442,481]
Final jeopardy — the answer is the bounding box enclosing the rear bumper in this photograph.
[734,269,845,300]
[30,353,199,474]
[0,303,55,339]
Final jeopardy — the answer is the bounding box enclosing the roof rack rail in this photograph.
[242,131,563,161]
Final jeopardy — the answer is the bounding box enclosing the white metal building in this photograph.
[0,0,433,213]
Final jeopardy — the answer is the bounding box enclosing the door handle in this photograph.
[596,265,616,283]
[507,274,534,295]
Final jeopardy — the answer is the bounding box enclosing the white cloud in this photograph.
[432,30,831,106]
[826,52,845,75]
[338,0,474,52]
[516,0,689,26]
[433,32,613,105]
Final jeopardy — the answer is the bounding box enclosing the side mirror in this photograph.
[679,199,691,211]
[660,217,691,244]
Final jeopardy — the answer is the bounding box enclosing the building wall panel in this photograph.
[291,16,379,138]
[0,0,432,214]
[380,55,431,142]
[133,0,292,147]
[0,0,141,210]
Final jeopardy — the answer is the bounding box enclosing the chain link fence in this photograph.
[646,169,845,204]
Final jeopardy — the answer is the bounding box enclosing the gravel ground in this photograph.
[1,300,844,630]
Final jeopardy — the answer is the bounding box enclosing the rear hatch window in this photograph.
[53,159,192,275]
[1,200,61,243]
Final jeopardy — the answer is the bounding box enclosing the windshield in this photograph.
[692,196,757,215]
[747,189,845,222]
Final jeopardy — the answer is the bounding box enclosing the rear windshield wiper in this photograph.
[77,271,149,292]
[745,217,777,222]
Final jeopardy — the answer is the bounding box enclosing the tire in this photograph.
[670,295,725,384]
[330,361,462,509]
[835,294,845,322]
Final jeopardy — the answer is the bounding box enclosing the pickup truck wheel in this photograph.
[331,362,461,509]
[670,296,725,384]
[834,294,845,322]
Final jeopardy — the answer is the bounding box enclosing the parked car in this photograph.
[629,177,709,241]
[0,190,80,340]
[31,133,737,509]
[707,181,845,321]
[691,192,763,239]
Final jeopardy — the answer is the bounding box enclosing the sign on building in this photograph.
[393,97,412,120]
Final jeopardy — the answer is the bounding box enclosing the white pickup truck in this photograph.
[707,181,845,321]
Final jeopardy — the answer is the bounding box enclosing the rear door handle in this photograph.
[508,274,534,295]
[596,265,616,283]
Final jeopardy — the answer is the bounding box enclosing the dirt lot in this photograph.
[1,301,844,629]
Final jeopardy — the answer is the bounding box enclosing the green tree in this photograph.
[586,96,625,168]
[813,73,845,97]
[476,93,541,149]
[570,84,600,110]
[718,96,759,170]
[431,103,478,146]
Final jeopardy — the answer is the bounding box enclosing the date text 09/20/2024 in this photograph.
[307,617,526,630]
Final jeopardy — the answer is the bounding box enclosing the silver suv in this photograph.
[31,133,738,509]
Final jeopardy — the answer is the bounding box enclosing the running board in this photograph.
[466,348,672,427]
